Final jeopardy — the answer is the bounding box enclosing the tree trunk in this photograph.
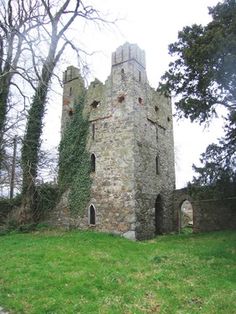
[0,76,11,168]
[20,62,54,222]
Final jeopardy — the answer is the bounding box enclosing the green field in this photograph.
[0,229,235,313]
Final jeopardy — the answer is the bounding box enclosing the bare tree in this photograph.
[0,134,22,197]
[0,0,47,168]
[20,0,109,220]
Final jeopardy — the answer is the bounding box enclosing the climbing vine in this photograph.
[58,94,91,215]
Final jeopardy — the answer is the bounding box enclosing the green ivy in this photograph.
[58,94,91,216]
[34,183,59,221]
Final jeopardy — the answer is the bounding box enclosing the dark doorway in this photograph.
[89,205,96,225]
[155,195,162,235]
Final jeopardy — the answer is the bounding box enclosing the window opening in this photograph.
[91,100,100,108]
[121,68,125,80]
[138,97,143,105]
[68,109,73,117]
[156,126,158,142]
[91,153,96,172]
[69,87,73,96]
[156,155,160,175]
[117,94,125,103]
[138,70,141,82]
[155,195,162,235]
[92,124,95,140]
[89,205,96,225]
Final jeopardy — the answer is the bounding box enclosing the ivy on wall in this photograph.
[58,94,92,215]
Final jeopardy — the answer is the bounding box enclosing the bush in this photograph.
[34,183,59,221]
[0,195,21,225]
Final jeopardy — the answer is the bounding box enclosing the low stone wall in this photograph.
[174,188,236,233]
[47,187,236,238]
[193,198,236,233]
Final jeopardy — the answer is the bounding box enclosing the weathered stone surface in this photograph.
[49,44,235,238]
[123,230,136,241]
[54,42,176,240]
[173,188,236,233]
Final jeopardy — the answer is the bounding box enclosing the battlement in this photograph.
[63,66,80,83]
[112,42,146,69]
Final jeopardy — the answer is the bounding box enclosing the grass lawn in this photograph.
[0,229,235,314]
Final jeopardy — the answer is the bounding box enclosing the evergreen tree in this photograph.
[159,0,236,186]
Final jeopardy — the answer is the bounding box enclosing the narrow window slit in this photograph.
[91,153,96,172]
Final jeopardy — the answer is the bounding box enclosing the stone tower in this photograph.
[61,65,85,135]
[60,42,175,240]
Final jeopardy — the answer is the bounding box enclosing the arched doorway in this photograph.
[155,195,163,235]
[89,204,96,225]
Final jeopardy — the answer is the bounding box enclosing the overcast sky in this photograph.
[43,0,224,188]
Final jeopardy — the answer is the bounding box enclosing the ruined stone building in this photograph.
[57,42,176,240]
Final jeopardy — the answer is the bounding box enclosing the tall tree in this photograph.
[159,0,236,186]
[20,0,106,219]
[0,0,44,167]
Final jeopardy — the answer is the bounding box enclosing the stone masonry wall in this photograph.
[174,188,236,233]
[133,87,176,239]
[61,66,85,135]
[193,199,236,232]
[54,42,176,240]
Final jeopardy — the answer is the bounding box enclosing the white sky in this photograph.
[44,0,224,188]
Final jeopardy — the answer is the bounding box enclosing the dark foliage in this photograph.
[159,0,236,187]
[34,183,59,222]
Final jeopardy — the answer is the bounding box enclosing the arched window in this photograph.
[138,97,143,105]
[91,153,96,172]
[89,205,96,225]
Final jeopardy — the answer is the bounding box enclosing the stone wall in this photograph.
[133,90,175,239]
[193,198,236,232]
[174,188,236,233]
[61,66,85,135]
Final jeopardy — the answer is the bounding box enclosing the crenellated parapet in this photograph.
[112,42,146,69]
